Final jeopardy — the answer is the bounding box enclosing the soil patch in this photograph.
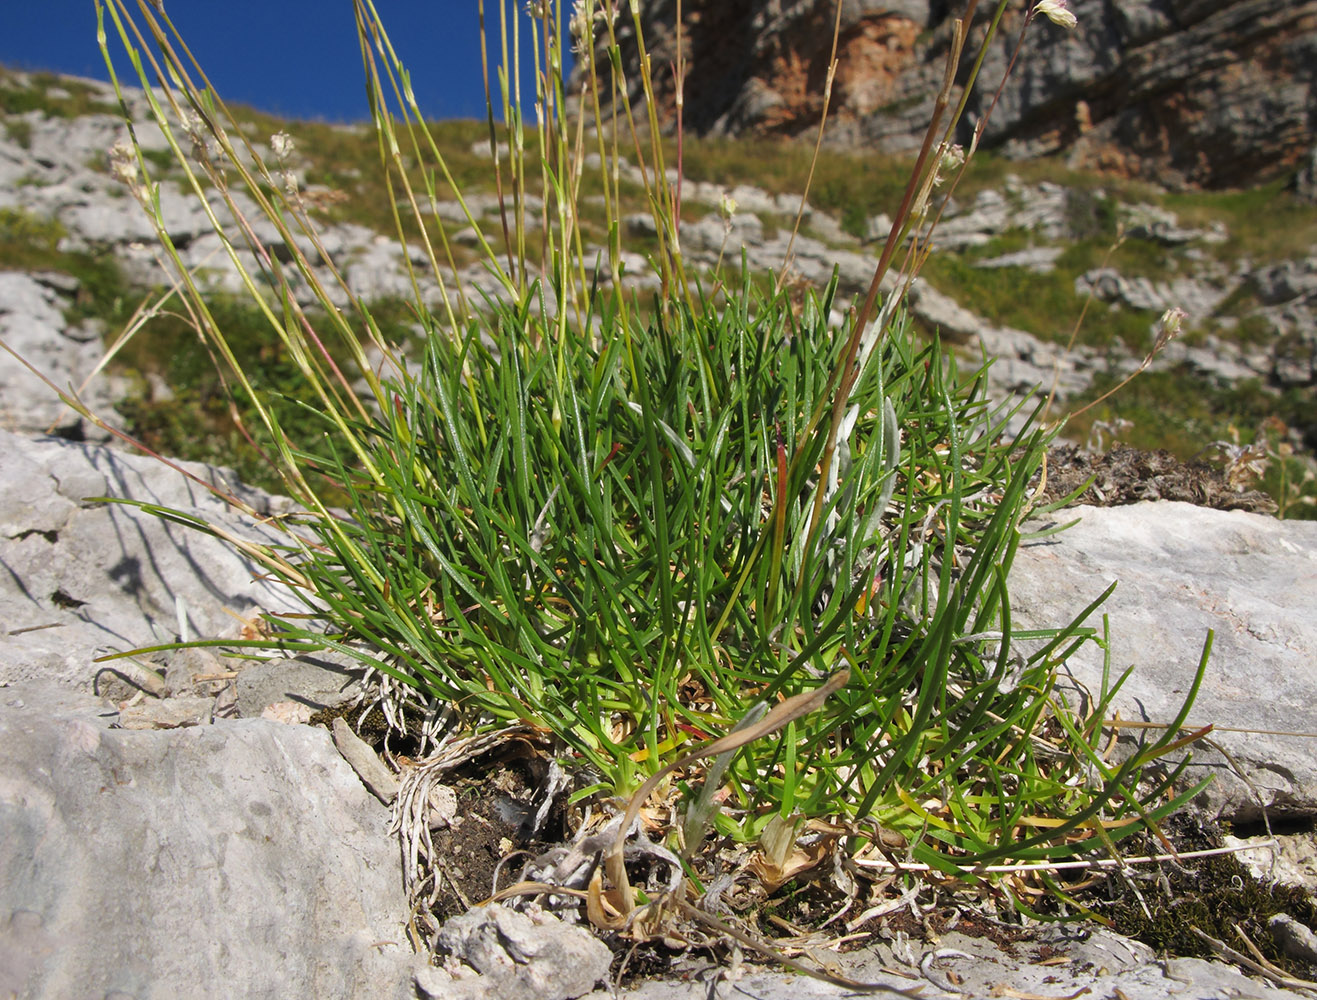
[427,762,565,922]
[308,700,428,759]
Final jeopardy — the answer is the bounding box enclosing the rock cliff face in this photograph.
[593,0,1317,190]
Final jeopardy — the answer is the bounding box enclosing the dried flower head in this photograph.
[1153,306,1186,353]
[270,131,295,161]
[1086,417,1134,452]
[180,109,214,167]
[109,139,150,203]
[914,142,966,216]
[109,140,137,186]
[1035,0,1078,29]
[717,191,738,221]
[1213,437,1269,492]
[569,0,618,55]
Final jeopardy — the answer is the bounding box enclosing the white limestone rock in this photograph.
[0,680,416,1000]
[0,271,122,439]
[1012,501,1317,820]
[0,430,302,690]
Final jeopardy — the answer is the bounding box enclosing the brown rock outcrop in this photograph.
[585,0,1317,190]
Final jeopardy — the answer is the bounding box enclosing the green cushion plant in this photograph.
[79,0,1211,949]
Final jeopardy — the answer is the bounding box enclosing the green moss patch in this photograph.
[1095,817,1317,981]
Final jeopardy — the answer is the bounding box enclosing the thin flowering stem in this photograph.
[1068,307,1187,420]
[672,0,685,248]
[1041,224,1127,423]
[480,1,519,288]
[774,0,845,296]
[797,1,1004,584]
[975,3,1041,153]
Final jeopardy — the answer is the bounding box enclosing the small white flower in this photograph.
[270,131,294,161]
[569,0,617,55]
[1035,0,1078,29]
[1158,305,1190,335]
[939,143,965,176]
[1152,306,1187,354]
[1159,306,1186,338]
[569,1,592,52]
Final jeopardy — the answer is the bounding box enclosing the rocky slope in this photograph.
[589,0,1317,192]
[3,66,1314,503]
[4,65,1317,1000]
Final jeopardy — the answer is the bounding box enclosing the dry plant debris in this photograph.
[1041,443,1278,513]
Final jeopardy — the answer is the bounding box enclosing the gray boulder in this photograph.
[0,271,122,440]
[0,429,303,691]
[1076,266,1237,321]
[418,904,612,1000]
[973,246,1065,272]
[0,680,415,1000]
[1011,501,1317,820]
[1252,258,1317,307]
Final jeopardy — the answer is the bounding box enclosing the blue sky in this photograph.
[2,1,567,123]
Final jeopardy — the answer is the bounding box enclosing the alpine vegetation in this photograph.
[85,0,1209,958]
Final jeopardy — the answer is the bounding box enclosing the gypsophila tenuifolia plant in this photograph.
[77,0,1212,940]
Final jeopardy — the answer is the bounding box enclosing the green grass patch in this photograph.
[289,117,499,234]
[0,207,65,265]
[676,136,913,238]
[4,117,32,148]
[1163,180,1317,265]
[920,248,1161,351]
[0,66,120,118]
[0,207,139,327]
[112,293,421,498]
[957,228,1036,260]
[950,150,1164,204]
